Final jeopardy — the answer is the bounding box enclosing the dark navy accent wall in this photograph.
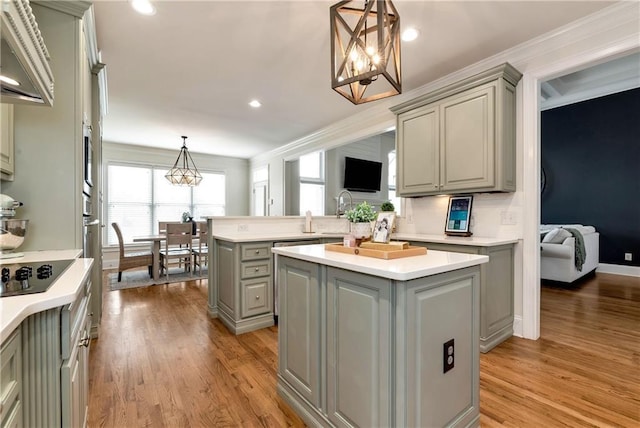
[541,87,640,267]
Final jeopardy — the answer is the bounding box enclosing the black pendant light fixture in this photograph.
[330,0,401,104]
[165,136,202,186]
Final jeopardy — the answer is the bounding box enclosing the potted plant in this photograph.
[380,201,395,212]
[345,201,376,239]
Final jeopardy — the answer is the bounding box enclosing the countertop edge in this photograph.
[1,255,93,343]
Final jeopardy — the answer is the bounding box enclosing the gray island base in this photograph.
[272,244,489,428]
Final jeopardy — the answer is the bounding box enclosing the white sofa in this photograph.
[540,224,599,283]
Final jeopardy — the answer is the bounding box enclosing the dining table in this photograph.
[133,230,201,281]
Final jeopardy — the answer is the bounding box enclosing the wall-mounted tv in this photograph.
[343,156,382,193]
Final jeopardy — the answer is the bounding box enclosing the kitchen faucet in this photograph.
[336,190,353,218]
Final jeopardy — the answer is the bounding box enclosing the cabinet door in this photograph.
[216,242,236,314]
[440,84,496,192]
[397,104,440,195]
[0,104,15,178]
[278,257,321,407]
[326,268,391,428]
[400,268,480,428]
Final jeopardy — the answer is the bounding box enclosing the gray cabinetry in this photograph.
[278,257,321,408]
[215,239,274,334]
[0,329,21,428]
[412,242,514,352]
[276,256,481,428]
[61,279,91,428]
[0,104,15,181]
[326,268,391,428]
[392,63,521,197]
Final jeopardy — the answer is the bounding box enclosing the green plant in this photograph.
[345,201,377,223]
[380,201,395,211]
[181,211,192,222]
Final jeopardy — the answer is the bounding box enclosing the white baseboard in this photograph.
[597,263,640,278]
[512,316,523,338]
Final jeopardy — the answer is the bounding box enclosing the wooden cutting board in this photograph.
[324,243,427,259]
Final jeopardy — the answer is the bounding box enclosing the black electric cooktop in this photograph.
[0,259,74,297]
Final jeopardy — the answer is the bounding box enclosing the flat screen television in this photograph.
[343,156,382,192]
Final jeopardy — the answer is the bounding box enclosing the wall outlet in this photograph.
[443,339,455,373]
[500,211,517,225]
[237,224,249,232]
[625,252,633,261]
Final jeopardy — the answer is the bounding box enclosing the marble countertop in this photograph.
[212,231,516,247]
[0,249,92,343]
[272,244,488,281]
[212,231,345,242]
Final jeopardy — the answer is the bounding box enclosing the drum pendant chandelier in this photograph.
[330,0,401,104]
[165,136,203,186]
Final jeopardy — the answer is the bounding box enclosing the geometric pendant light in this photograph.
[330,0,402,104]
[165,136,203,186]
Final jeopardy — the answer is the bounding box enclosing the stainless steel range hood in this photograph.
[0,0,54,106]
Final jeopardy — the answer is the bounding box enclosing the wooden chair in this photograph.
[192,221,208,275]
[159,223,193,280]
[112,222,153,282]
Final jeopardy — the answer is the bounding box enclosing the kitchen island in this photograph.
[272,244,488,428]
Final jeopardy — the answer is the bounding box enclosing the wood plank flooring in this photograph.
[88,271,640,427]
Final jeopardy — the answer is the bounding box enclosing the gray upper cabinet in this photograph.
[392,63,522,197]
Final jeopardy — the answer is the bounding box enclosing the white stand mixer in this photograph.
[0,194,28,259]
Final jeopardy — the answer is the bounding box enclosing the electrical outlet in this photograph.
[443,339,455,373]
[500,211,517,225]
[625,252,633,261]
[237,224,249,232]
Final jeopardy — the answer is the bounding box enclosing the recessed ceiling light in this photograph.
[402,28,419,42]
[249,100,261,108]
[130,0,156,16]
[0,75,20,86]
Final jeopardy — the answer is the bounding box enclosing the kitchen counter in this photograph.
[272,243,488,281]
[394,233,518,247]
[211,231,344,242]
[0,249,91,342]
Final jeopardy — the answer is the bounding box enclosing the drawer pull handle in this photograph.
[255,295,260,300]
[79,334,90,348]
[255,250,260,254]
[255,267,260,272]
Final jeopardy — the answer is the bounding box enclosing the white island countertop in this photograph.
[272,244,488,281]
[0,249,92,343]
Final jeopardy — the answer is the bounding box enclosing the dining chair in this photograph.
[192,221,208,275]
[112,222,153,282]
[159,223,193,280]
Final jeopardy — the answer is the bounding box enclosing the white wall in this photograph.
[251,3,640,340]
[102,142,250,217]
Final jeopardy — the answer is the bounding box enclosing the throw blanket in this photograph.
[564,228,586,271]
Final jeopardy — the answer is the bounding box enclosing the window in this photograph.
[252,166,269,216]
[299,151,325,216]
[107,164,225,245]
[388,150,401,215]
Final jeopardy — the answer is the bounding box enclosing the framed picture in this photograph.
[372,212,395,243]
[444,196,473,236]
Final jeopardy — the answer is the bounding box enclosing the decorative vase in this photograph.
[350,221,372,239]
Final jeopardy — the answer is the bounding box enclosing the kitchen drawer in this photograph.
[1,329,21,428]
[241,277,272,318]
[61,292,89,360]
[241,243,271,261]
[241,260,271,279]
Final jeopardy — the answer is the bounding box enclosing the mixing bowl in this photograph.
[0,219,29,253]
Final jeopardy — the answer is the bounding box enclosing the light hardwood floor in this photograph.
[89,271,640,427]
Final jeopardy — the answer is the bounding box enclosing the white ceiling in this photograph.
[93,0,618,159]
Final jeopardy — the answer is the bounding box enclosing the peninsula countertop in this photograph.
[212,231,517,246]
[272,243,489,281]
[0,249,92,343]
